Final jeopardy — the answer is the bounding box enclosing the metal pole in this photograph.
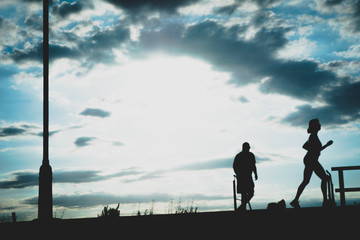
[338,170,345,207]
[38,0,53,221]
[43,0,49,166]
[233,176,237,211]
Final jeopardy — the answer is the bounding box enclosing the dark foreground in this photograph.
[1,207,359,239]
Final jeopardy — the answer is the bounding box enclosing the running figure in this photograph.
[290,119,333,208]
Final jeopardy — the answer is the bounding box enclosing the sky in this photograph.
[0,0,360,221]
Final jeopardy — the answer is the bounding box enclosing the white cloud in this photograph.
[335,44,360,58]
[276,37,317,60]
[179,0,236,16]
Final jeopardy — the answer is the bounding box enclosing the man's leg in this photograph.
[240,193,246,210]
[240,192,254,210]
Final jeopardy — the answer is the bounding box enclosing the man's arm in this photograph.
[252,154,258,180]
[233,156,239,175]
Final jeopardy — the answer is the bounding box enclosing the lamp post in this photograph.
[38,0,53,221]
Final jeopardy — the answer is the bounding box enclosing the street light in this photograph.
[38,0,53,221]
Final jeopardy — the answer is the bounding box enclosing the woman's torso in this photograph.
[304,134,322,164]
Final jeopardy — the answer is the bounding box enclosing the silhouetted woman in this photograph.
[290,119,333,208]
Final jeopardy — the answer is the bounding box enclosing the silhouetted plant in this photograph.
[0,213,11,223]
[98,203,120,219]
[175,199,198,214]
[136,200,155,216]
[54,208,66,219]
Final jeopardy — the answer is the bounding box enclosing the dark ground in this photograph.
[1,207,358,239]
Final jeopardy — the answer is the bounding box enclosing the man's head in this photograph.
[242,142,250,152]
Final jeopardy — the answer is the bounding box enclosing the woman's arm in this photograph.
[321,140,333,151]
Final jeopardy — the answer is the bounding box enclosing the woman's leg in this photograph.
[313,162,328,201]
[294,166,313,202]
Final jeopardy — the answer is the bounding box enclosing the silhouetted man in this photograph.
[233,142,258,210]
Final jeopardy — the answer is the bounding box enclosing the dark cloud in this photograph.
[323,0,344,6]
[74,137,96,147]
[52,0,94,18]
[320,0,360,33]
[214,4,240,15]
[349,0,360,32]
[0,124,39,138]
[105,0,200,19]
[0,171,38,189]
[0,127,27,137]
[10,42,79,63]
[17,0,41,3]
[282,81,360,127]
[24,13,42,31]
[77,22,130,63]
[214,0,281,16]
[0,123,82,138]
[8,22,130,65]
[248,0,281,8]
[0,169,141,189]
[259,60,338,100]
[79,108,111,118]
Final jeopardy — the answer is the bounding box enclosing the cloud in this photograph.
[258,60,338,100]
[137,17,358,128]
[123,159,236,183]
[0,17,26,51]
[54,170,107,183]
[139,20,287,84]
[74,137,96,147]
[139,19,340,102]
[124,155,271,183]
[282,81,360,127]
[0,171,38,189]
[0,169,142,189]
[122,169,165,183]
[51,0,94,18]
[0,126,27,137]
[105,0,201,19]
[0,123,39,138]
[0,122,83,139]
[22,192,228,208]
[237,96,249,103]
[37,125,83,137]
[10,42,79,64]
[335,44,360,59]
[178,156,270,172]
[3,0,356,130]
[318,0,360,33]
[177,158,233,171]
[7,21,130,66]
[214,3,240,15]
[79,108,111,118]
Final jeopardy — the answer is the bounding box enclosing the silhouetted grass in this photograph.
[98,198,198,217]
